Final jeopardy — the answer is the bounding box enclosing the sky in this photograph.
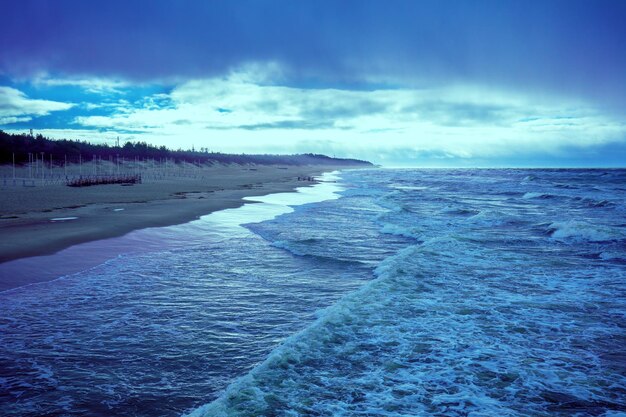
[1,0,625,167]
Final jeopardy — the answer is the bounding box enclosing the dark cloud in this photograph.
[1,0,626,111]
[300,99,390,121]
[403,101,515,127]
[235,120,341,131]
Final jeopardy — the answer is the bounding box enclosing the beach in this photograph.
[0,163,347,264]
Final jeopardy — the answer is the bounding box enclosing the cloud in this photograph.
[63,68,626,165]
[2,65,623,166]
[1,128,127,145]
[0,86,74,124]
[0,116,32,125]
[32,75,129,94]
[1,1,625,112]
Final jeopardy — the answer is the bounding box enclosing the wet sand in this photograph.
[0,163,347,264]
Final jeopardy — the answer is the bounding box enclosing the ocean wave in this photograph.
[466,209,520,227]
[187,228,626,416]
[187,245,435,416]
[572,197,617,209]
[495,191,525,197]
[553,183,579,189]
[522,192,558,200]
[270,239,309,256]
[440,206,480,216]
[547,220,623,243]
[390,183,430,191]
[375,193,415,214]
[379,223,422,239]
[184,272,395,417]
[599,250,626,263]
[269,239,370,267]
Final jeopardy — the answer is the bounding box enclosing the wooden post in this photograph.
[64,154,67,177]
[12,153,15,180]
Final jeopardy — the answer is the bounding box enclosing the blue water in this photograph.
[1,169,625,416]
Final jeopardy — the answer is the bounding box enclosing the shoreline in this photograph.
[0,164,351,266]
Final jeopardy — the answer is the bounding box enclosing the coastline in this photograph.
[0,164,350,265]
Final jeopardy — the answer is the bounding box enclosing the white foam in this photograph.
[466,209,514,226]
[390,184,429,191]
[523,192,547,199]
[201,171,345,237]
[599,251,625,261]
[380,223,420,239]
[548,220,621,242]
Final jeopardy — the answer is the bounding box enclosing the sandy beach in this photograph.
[0,162,350,264]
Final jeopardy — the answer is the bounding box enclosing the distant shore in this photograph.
[0,162,356,265]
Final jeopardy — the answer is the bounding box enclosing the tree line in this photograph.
[0,130,372,167]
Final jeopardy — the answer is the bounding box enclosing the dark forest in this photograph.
[0,130,372,167]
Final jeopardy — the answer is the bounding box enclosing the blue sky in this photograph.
[1,0,625,166]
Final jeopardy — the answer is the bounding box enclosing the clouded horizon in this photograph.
[1,0,625,166]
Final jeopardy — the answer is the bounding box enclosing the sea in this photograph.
[1,168,625,417]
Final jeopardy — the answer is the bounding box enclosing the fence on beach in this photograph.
[66,174,142,187]
[0,155,225,188]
